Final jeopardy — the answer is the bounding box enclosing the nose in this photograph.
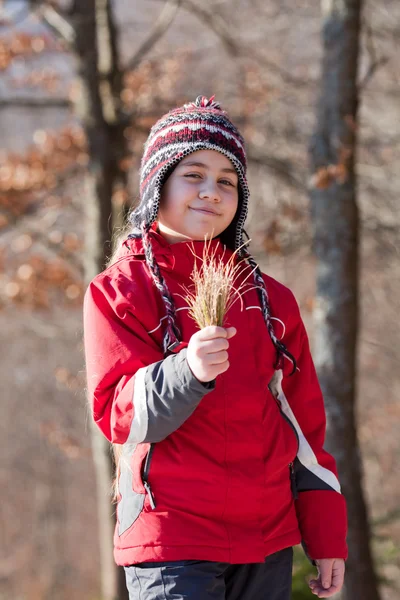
[198,179,221,202]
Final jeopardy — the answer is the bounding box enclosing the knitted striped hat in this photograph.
[129,95,250,253]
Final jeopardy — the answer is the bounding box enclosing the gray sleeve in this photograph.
[126,348,215,444]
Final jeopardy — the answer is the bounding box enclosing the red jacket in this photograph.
[83,228,347,566]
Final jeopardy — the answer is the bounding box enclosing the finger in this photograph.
[309,561,345,597]
[216,360,230,374]
[309,584,340,598]
[225,326,237,339]
[309,579,321,594]
[197,326,231,341]
[331,560,345,588]
[196,338,229,354]
[205,350,229,365]
[316,559,334,591]
[205,361,230,380]
[309,578,341,598]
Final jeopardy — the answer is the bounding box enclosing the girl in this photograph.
[83,96,347,599]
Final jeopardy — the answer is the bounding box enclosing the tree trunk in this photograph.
[309,2,381,600]
[72,1,129,598]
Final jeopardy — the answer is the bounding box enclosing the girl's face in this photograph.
[158,149,239,244]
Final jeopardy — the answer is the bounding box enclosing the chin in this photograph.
[189,226,223,240]
[160,224,223,244]
[190,232,219,241]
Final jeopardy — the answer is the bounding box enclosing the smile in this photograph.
[189,207,221,216]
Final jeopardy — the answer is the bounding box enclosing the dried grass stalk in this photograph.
[182,237,257,329]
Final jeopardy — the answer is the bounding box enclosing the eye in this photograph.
[219,179,236,187]
[184,172,202,179]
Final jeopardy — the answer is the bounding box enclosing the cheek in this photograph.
[227,194,239,217]
[159,194,186,223]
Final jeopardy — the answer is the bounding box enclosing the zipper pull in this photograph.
[289,462,298,500]
[143,481,156,509]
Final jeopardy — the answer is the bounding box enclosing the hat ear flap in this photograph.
[218,190,244,251]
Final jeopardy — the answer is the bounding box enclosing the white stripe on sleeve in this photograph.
[126,367,149,444]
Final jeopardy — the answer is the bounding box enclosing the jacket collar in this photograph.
[121,223,233,276]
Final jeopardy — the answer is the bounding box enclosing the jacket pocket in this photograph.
[117,443,155,536]
[141,443,156,509]
[280,410,300,500]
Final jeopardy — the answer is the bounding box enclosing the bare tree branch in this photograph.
[247,148,306,190]
[359,23,388,90]
[0,97,70,108]
[124,0,182,72]
[182,0,238,56]
[34,4,76,45]
[152,0,309,87]
[359,56,388,90]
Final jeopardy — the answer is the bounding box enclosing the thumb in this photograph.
[225,326,237,339]
[316,559,334,589]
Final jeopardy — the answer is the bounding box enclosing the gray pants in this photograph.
[124,547,293,600]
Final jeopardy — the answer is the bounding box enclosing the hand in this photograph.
[309,558,345,597]
[186,325,237,383]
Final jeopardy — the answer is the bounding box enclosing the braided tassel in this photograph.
[246,254,297,375]
[141,223,182,354]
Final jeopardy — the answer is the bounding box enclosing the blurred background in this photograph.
[0,0,399,599]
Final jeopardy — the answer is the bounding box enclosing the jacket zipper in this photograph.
[270,390,300,500]
[289,461,298,500]
[280,412,299,500]
[142,443,156,509]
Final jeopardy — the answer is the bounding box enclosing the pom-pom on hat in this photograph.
[129,95,250,253]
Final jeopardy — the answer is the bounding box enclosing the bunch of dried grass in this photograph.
[183,238,257,329]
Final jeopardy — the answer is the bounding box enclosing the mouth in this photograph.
[189,207,221,216]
